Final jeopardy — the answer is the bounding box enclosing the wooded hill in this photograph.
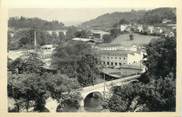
[80,8,176,30]
[8,17,65,30]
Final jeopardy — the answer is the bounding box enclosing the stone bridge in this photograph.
[45,74,141,112]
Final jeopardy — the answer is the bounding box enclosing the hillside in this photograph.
[8,16,65,30]
[80,8,176,30]
[140,8,176,24]
[80,10,146,30]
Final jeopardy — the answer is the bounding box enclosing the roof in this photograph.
[91,30,110,35]
[72,38,93,42]
[96,43,136,48]
[95,50,137,56]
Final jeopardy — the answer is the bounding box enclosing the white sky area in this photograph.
[8,8,153,26]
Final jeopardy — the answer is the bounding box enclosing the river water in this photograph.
[61,94,109,112]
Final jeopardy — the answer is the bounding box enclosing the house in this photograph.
[147,26,155,34]
[137,25,144,33]
[120,24,128,32]
[154,27,163,35]
[167,24,176,30]
[162,19,172,24]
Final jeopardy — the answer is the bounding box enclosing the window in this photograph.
[119,63,122,66]
[111,62,113,65]
[115,57,117,59]
[107,62,109,65]
[115,62,117,66]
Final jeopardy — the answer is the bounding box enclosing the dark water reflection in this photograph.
[84,93,104,112]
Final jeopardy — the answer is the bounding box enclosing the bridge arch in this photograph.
[83,91,103,112]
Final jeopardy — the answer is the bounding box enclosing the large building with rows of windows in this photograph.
[96,50,143,68]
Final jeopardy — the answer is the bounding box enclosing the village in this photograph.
[7,8,176,112]
[8,18,176,78]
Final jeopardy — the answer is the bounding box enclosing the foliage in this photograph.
[8,71,81,112]
[8,53,44,74]
[140,8,176,24]
[110,28,121,38]
[56,91,82,112]
[74,30,88,38]
[76,54,100,87]
[80,8,175,30]
[8,72,47,112]
[103,35,112,43]
[52,40,100,87]
[109,76,176,112]
[8,16,64,30]
[80,10,145,30]
[8,29,63,50]
[43,73,81,100]
[65,26,78,40]
[108,36,176,112]
[52,41,90,76]
[143,37,176,80]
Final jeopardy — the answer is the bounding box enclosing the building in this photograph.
[147,26,155,34]
[46,29,67,36]
[154,27,163,34]
[72,37,93,42]
[162,19,172,24]
[38,44,56,67]
[96,50,143,68]
[137,25,144,33]
[90,30,110,40]
[120,24,128,32]
[94,43,138,52]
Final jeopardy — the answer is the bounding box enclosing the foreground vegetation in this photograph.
[106,36,176,112]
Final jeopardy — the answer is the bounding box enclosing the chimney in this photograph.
[34,31,37,50]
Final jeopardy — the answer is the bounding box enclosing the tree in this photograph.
[74,30,88,38]
[108,76,176,112]
[8,52,44,74]
[65,26,78,41]
[8,71,81,112]
[119,19,129,25]
[18,30,34,49]
[8,72,48,112]
[76,54,100,87]
[143,37,176,80]
[108,36,176,112]
[110,28,120,38]
[52,41,100,87]
[103,35,112,43]
[59,32,66,42]
[52,41,92,77]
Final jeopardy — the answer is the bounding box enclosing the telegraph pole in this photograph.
[103,71,106,99]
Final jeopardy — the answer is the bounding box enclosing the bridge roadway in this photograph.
[81,74,140,93]
[45,74,141,112]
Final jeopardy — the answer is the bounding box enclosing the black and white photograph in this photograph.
[7,7,177,112]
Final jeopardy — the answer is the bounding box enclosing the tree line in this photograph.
[105,36,176,112]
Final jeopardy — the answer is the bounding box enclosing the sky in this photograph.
[8,8,152,26]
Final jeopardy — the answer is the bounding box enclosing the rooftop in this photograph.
[91,30,110,35]
[95,50,138,56]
